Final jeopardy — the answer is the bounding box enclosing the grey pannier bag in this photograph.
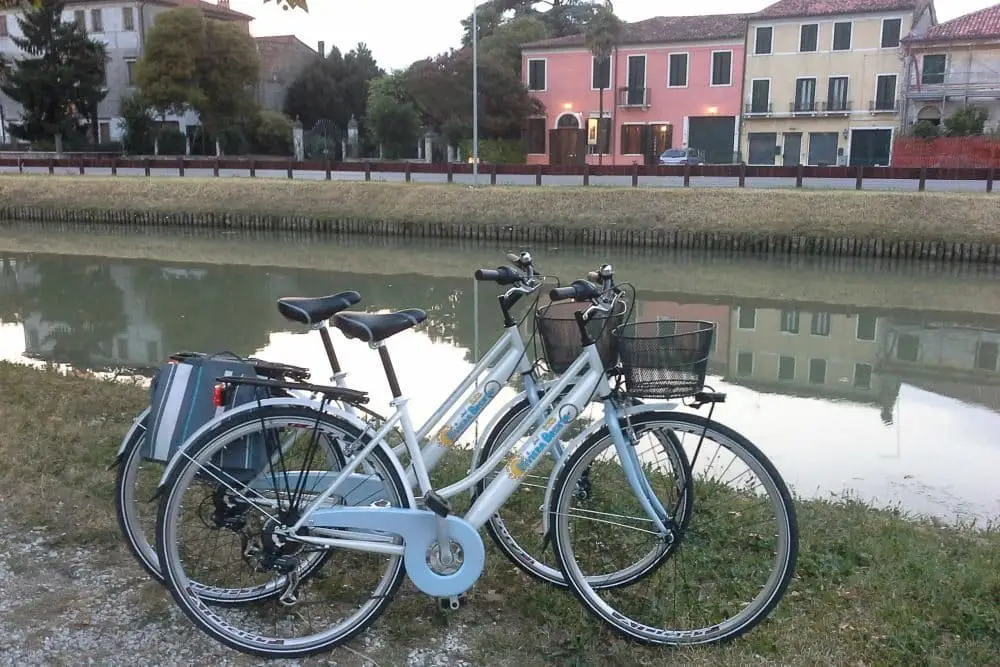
[144,352,277,479]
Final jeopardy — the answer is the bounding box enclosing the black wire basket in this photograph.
[535,299,627,374]
[613,320,715,399]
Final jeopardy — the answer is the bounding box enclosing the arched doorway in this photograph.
[917,105,942,126]
[556,113,581,129]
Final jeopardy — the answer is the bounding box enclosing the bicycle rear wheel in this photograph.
[550,409,798,645]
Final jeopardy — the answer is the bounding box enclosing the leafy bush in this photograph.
[251,110,293,156]
[911,120,940,140]
[156,128,187,155]
[943,106,989,137]
[457,137,526,164]
[118,93,156,155]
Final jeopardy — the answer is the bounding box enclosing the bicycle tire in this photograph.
[549,409,798,646]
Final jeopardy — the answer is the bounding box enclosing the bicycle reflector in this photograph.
[212,383,226,408]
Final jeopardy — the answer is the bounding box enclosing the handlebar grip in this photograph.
[549,285,578,301]
[549,279,601,302]
[587,270,600,282]
[474,265,523,286]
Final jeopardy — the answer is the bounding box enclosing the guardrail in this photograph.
[0,156,995,193]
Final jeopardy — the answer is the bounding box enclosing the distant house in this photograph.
[254,34,318,113]
[0,0,253,144]
[900,2,1000,132]
[740,0,937,168]
[520,14,748,166]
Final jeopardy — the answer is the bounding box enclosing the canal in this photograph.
[1,224,998,525]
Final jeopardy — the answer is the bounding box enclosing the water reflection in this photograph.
[1,250,998,524]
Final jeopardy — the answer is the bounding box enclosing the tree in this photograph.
[366,72,420,159]
[118,91,156,154]
[0,0,108,152]
[461,0,602,46]
[136,7,259,147]
[584,2,622,165]
[284,42,383,135]
[943,105,989,137]
[404,47,543,142]
[479,14,550,74]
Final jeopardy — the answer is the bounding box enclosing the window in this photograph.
[748,132,777,165]
[778,356,796,381]
[827,76,849,111]
[921,54,946,84]
[856,314,877,340]
[810,312,831,336]
[794,77,817,112]
[975,341,999,371]
[808,358,827,384]
[737,352,754,377]
[527,59,546,91]
[620,124,644,155]
[875,74,897,111]
[587,117,611,155]
[0,16,7,37]
[881,18,902,48]
[750,79,770,113]
[668,53,688,87]
[592,56,610,89]
[711,51,732,86]
[74,9,85,28]
[122,7,135,31]
[99,120,111,143]
[808,132,839,165]
[626,54,647,105]
[90,8,102,32]
[525,117,546,155]
[896,334,919,362]
[854,363,873,389]
[780,310,800,334]
[738,306,756,329]
[125,58,137,86]
[117,337,129,360]
[832,21,852,51]
[147,341,160,364]
[800,23,818,52]
[754,26,773,55]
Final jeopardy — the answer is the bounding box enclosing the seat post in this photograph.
[376,343,402,398]
[317,326,342,374]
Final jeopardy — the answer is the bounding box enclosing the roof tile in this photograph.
[905,2,1000,42]
[753,0,918,20]
[522,13,748,50]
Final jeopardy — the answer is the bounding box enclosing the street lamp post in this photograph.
[472,0,479,186]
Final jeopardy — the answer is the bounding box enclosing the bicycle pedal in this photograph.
[437,595,463,612]
[423,490,451,518]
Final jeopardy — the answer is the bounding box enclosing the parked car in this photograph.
[659,148,704,166]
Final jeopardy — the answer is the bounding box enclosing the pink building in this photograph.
[520,14,748,166]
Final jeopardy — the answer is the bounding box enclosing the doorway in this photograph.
[782,132,801,166]
[548,128,585,166]
[850,129,892,166]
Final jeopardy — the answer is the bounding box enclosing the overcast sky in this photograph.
[230,0,997,71]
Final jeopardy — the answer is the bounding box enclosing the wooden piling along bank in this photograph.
[2,205,998,265]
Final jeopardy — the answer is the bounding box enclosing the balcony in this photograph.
[907,70,1000,101]
[744,102,773,116]
[822,99,852,115]
[789,100,818,114]
[869,99,900,113]
[618,87,651,108]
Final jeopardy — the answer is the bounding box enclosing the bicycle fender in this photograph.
[154,396,416,509]
[539,401,680,538]
[115,406,151,458]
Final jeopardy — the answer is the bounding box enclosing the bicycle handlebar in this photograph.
[548,279,601,303]
[474,266,523,285]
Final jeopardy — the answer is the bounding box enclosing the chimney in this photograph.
[219,0,229,7]
[317,40,325,57]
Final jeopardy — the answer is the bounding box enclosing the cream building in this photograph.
[740,0,936,167]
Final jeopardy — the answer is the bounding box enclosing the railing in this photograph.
[870,99,900,113]
[744,102,773,115]
[790,100,818,113]
[617,86,651,107]
[822,99,852,113]
[0,155,995,192]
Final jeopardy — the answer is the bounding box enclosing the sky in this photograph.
[230,0,1000,71]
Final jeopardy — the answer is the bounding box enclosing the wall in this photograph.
[254,37,317,113]
[522,39,744,165]
[902,42,1000,132]
[741,11,916,165]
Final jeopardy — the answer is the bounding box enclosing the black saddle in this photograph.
[276,291,362,326]
[332,309,427,343]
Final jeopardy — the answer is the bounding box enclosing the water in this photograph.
[1,225,999,525]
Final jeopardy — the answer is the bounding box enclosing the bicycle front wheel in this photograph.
[550,409,798,646]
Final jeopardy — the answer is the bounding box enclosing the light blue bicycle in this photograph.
[151,265,798,657]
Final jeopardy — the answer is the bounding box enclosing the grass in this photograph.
[2,360,999,665]
[1,175,1000,245]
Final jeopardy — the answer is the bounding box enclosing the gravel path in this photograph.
[0,521,477,667]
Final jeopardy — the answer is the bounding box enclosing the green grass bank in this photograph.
[1,175,999,262]
[2,361,998,665]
